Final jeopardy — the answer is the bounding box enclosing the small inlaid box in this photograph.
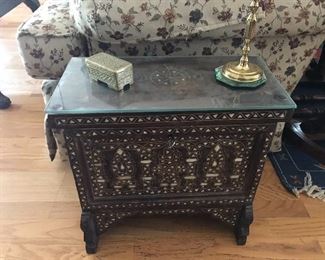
[85,53,133,91]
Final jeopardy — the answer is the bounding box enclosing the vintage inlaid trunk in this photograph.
[46,57,296,254]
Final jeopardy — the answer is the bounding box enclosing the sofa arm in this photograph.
[17,0,88,80]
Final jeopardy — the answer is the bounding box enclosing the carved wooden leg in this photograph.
[234,204,253,245]
[45,116,57,161]
[0,91,11,109]
[80,211,99,254]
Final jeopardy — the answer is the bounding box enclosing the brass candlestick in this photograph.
[215,0,266,88]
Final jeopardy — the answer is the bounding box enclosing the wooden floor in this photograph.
[1,3,325,260]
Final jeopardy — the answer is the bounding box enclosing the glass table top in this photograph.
[45,56,296,115]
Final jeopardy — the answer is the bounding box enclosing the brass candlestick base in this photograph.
[215,64,266,88]
[222,61,263,83]
[216,0,267,88]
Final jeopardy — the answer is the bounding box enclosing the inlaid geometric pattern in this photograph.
[54,111,287,128]
[73,125,264,200]
[63,122,275,211]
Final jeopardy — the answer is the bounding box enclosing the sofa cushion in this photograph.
[70,0,267,43]
[70,0,325,44]
[17,0,88,79]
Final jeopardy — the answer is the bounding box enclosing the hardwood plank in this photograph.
[254,197,309,218]
[267,218,325,238]
[303,196,325,218]
[254,161,310,218]
[0,202,54,220]
[1,217,324,260]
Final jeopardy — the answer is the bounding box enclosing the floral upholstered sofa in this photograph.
[17,0,325,154]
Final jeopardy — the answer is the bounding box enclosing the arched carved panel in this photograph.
[201,144,227,188]
[152,146,187,190]
[105,148,138,191]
